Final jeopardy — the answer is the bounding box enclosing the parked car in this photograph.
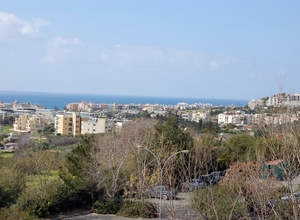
[281,192,300,201]
[149,186,178,200]
[253,199,280,218]
[180,179,204,192]
[200,171,226,185]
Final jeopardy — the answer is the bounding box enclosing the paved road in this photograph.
[52,213,149,220]
[47,193,200,220]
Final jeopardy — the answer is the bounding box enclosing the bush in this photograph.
[18,176,90,217]
[117,200,157,218]
[92,197,123,214]
[0,159,25,208]
[18,197,50,217]
[0,205,37,220]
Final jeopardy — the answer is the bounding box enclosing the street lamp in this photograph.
[137,145,189,219]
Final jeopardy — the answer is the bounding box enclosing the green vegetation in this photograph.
[0,152,14,158]
[92,197,123,214]
[191,185,246,220]
[0,110,300,219]
[117,200,157,218]
[0,125,11,133]
[92,198,157,218]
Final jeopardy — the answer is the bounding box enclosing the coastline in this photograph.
[0,90,248,110]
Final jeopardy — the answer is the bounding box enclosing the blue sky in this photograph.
[0,0,299,100]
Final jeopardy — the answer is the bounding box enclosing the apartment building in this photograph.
[13,114,29,131]
[267,93,300,107]
[55,112,108,136]
[66,103,80,111]
[81,117,108,134]
[191,111,211,123]
[26,115,47,133]
[248,99,264,110]
[13,114,46,133]
[218,111,245,125]
[55,112,81,136]
[181,111,192,120]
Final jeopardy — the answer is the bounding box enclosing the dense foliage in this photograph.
[0,112,300,219]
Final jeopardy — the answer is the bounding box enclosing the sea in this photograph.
[0,91,248,110]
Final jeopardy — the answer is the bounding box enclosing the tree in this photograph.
[0,157,25,208]
[60,134,100,203]
[53,105,59,111]
[96,119,155,198]
[136,115,193,188]
[226,134,255,163]
[191,184,246,220]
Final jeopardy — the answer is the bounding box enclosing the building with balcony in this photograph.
[13,114,30,131]
[81,117,108,134]
[55,112,109,136]
[55,112,81,136]
[267,93,300,107]
[13,114,47,133]
[218,111,245,125]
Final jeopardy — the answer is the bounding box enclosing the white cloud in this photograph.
[98,46,238,74]
[113,44,122,48]
[42,36,84,63]
[0,11,50,39]
[247,73,255,78]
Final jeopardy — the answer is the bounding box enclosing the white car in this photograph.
[281,192,300,201]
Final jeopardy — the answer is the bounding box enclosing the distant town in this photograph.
[0,92,299,137]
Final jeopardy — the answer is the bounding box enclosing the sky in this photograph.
[0,0,299,100]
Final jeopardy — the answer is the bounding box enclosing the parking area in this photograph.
[47,193,200,220]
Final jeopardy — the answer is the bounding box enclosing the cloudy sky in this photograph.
[0,0,299,100]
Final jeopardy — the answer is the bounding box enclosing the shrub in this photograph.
[18,197,50,217]
[117,200,157,218]
[0,205,37,220]
[18,175,90,217]
[92,197,123,214]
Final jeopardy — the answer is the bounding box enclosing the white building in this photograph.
[248,99,264,110]
[267,93,300,107]
[181,112,192,120]
[191,111,211,123]
[218,111,245,125]
[81,117,108,134]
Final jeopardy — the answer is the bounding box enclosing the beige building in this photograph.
[55,112,108,136]
[27,115,47,133]
[66,103,80,111]
[13,114,30,131]
[55,112,81,136]
[81,117,108,134]
[13,114,46,133]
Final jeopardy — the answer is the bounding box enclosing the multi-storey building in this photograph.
[248,99,264,110]
[81,117,108,134]
[191,111,211,123]
[26,115,47,133]
[13,114,30,131]
[218,111,245,125]
[13,114,46,133]
[267,93,300,107]
[66,103,80,111]
[181,111,192,120]
[55,112,108,136]
[55,112,81,136]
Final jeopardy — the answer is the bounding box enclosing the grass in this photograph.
[0,125,12,134]
[0,152,14,158]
